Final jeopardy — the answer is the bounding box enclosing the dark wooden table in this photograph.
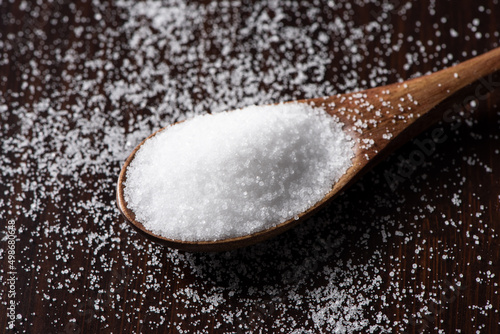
[1,0,499,333]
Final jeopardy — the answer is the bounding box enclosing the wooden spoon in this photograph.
[117,47,500,252]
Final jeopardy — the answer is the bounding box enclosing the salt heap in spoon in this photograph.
[124,103,353,241]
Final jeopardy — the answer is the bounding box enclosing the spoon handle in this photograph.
[399,46,500,118]
[303,47,500,210]
[312,47,500,162]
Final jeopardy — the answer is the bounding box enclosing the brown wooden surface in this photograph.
[1,0,500,333]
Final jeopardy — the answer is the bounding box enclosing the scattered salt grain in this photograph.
[124,103,353,241]
[451,193,462,206]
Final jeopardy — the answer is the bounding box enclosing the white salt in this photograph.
[124,103,353,241]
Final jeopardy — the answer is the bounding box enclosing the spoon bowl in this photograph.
[117,47,500,252]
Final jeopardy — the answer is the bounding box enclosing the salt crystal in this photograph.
[124,103,353,241]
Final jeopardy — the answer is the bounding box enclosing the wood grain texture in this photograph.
[1,0,499,333]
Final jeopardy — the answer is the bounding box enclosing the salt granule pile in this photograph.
[124,103,353,241]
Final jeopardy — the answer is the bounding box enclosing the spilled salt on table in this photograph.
[124,103,353,241]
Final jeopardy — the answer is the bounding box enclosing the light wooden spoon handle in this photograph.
[314,47,500,152]
[406,47,500,114]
